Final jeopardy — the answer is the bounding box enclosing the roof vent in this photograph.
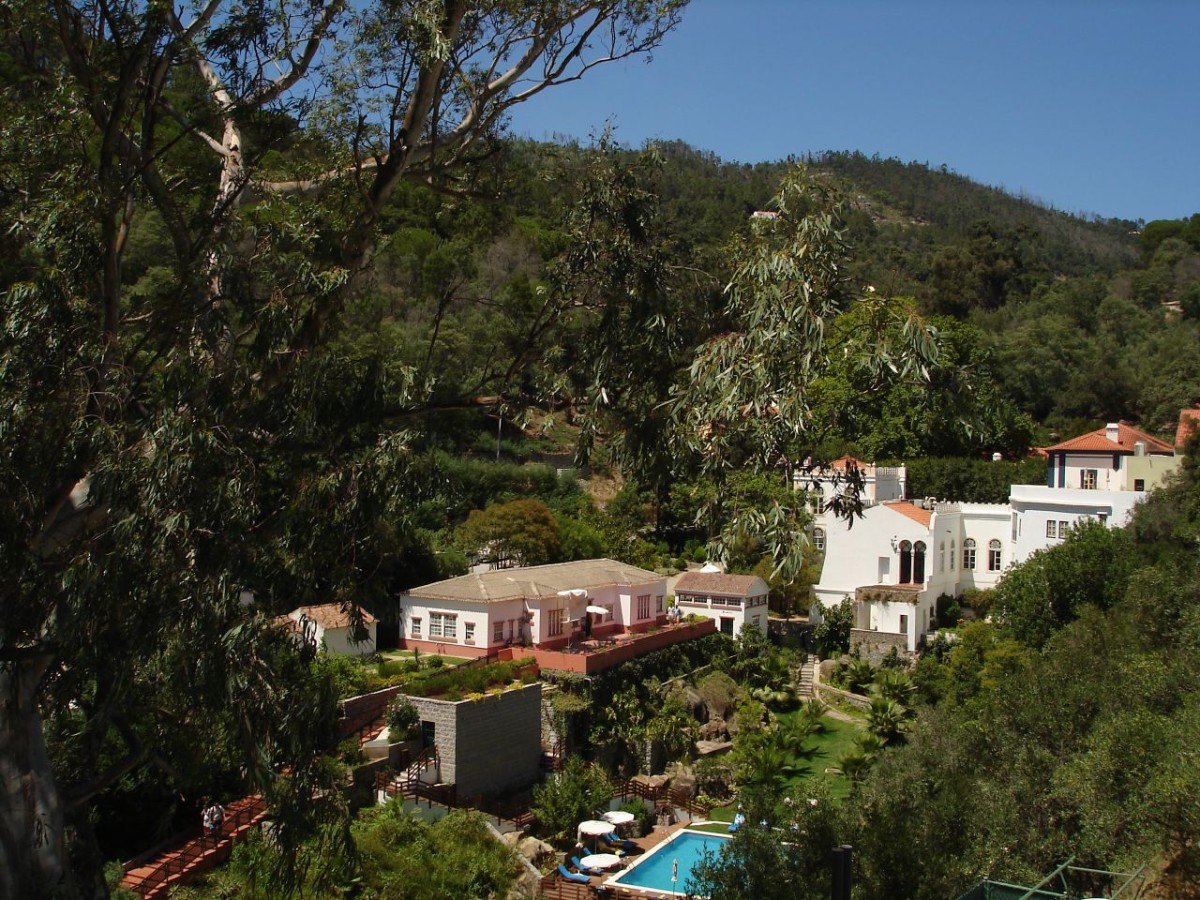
[1134,441,1146,457]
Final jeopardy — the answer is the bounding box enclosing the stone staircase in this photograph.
[797,658,818,698]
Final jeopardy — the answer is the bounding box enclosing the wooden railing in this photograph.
[121,795,267,897]
[614,776,711,819]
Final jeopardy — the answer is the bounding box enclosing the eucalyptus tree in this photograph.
[669,171,941,581]
[0,1,685,895]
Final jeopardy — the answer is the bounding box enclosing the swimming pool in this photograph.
[606,829,731,896]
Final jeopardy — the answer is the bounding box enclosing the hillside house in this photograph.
[813,416,1190,662]
[399,558,668,657]
[673,567,770,636]
[281,603,377,656]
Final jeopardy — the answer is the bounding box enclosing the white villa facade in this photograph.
[797,456,907,554]
[398,559,667,657]
[812,419,1187,661]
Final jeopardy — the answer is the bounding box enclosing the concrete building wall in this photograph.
[320,623,377,656]
[813,505,930,609]
[1009,485,1144,566]
[404,683,542,798]
[1120,454,1180,492]
[451,682,542,798]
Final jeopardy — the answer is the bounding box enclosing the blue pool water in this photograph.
[609,830,731,895]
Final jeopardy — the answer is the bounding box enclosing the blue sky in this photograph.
[507,1,1199,223]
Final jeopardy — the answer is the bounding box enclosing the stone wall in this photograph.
[406,683,542,799]
[849,628,911,665]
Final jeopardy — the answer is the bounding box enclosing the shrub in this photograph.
[531,756,613,845]
[936,592,961,626]
[385,698,420,741]
[618,798,654,837]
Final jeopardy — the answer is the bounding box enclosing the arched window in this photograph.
[950,540,956,571]
[913,541,927,583]
[939,541,945,573]
[988,539,1002,572]
[963,538,976,571]
[813,527,826,552]
[899,540,912,584]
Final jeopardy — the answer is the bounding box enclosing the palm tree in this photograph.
[866,696,911,745]
[872,669,916,706]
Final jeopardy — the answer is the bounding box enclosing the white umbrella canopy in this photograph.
[585,605,608,615]
[601,810,634,826]
[578,819,613,836]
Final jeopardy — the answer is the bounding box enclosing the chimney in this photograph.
[1106,423,1120,444]
[1134,441,1146,457]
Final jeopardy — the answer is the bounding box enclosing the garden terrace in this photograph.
[517,618,717,674]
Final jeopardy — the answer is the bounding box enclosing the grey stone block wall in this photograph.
[849,628,911,665]
[404,683,542,799]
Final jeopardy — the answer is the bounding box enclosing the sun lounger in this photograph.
[603,832,638,853]
[558,863,590,884]
[572,856,604,876]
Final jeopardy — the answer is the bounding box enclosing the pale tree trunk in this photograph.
[0,657,73,899]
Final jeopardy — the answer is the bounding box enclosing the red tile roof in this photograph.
[1045,422,1172,455]
[830,454,868,471]
[291,603,375,631]
[1175,409,1200,450]
[883,501,932,528]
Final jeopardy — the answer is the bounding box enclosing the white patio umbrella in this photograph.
[578,818,614,851]
[601,810,634,826]
[585,605,608,616]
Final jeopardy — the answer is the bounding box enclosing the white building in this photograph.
[281,603,377,656]
[398,559,667,657]
[673,566,770,637]
[811,419,1187,662]
[797,455,907,554]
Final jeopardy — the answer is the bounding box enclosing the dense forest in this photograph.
[4,2,1200,897]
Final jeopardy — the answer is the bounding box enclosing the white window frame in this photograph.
[548,608,565,637]
[1059,520,1069,538]
[1080,469,1098,490]
[988,540,1002,572]
[813,527,826,552]
[963,539,976,571]
[464,621,475,644]
[411,617,422,638]
[1046,520,1057,538]
[429,612,457,639]
[637,594,651,619]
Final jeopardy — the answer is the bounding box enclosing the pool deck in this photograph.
[599,822,724,898]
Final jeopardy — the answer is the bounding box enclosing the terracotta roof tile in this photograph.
[1045,422,1172,455]
[674,572,763,596]
[1175,409,1200,450]
[405,558,663,604]
[883,501,932,528]
[291,603,375,631]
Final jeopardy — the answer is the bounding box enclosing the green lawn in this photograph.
[709,712,864,820]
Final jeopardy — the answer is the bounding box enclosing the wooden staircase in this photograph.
[119,795,268,898]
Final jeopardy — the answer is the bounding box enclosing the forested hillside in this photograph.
[5,3,1200,892]
[334,136,1199,457]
